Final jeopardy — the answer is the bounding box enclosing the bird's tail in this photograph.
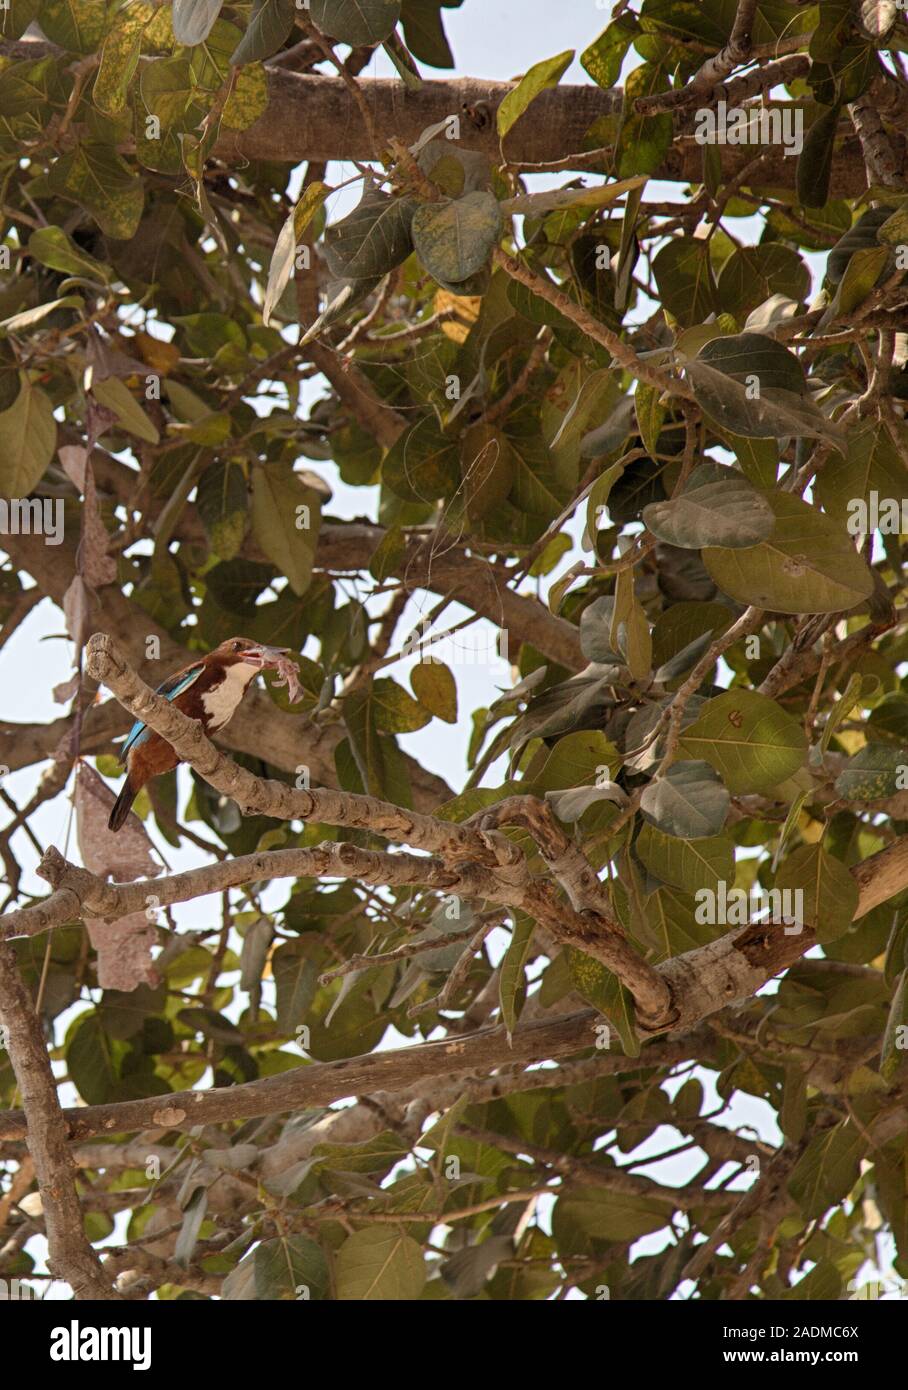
[108,774,138,832]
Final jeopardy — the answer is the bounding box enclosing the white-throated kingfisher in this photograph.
[109,636,293,831]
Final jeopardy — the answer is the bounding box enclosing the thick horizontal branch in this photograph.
[0,1008,601,1142]
[2,843,482,940]
[211,70,880,193]
[0,39,893,191]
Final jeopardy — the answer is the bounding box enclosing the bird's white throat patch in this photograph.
[200,660,260,730]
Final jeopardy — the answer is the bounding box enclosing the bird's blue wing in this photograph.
[119,663,205,762]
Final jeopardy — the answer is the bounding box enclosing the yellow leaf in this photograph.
[435,289,480,343]
[134,330,181,375]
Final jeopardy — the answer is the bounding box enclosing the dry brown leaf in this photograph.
[85,913,160,991]
[52,673,81,704]
[81,464,117,588]
[62,575,92,649]
[58,444,87,491]
[74,761,163,991]
[74,760,162,881]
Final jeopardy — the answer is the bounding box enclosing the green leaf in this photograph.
[647,884,715,956]
[678,689,808,794]
[586,460,627,541]
[412,191,500,284]
[880,970,908,1082]
[722,432,779,488]
[611,565,651,681]
[867,693,908,748]
[642,462,775,549]
[716,244,810,321]
[780,1260,843,1301]
[635,821,734,895]
[251,464,322,596]
[371,676,431,733]
[174,1189,207,1267]
[797,103,841,209]
[313,1129,409,1176]
[497,49,574,138]
[411,660,457,722]
[382,32,422,89]
[310,0,402,47]
[400,0,455,68]
[232,0,296,64]
[501,176,645,219]
[272,939,319,1032]
[196,460,248,561]
[66,1014,119,1105]
[92,377,160,444]
[39,0,108,51]
[640,760,730,838]
[652,238,717,326]
[780,1064,807,1143]
[368,524,406,581]
[634,381,663,461]
[532,730,620,792]
[324,188,415,283]
[826,205,894,284]
[0,375,57,496]
[382,418,459,503]
[0,0,41,41]
[581,16,638,89]
[685,335,845,450]
[814,417,907,526]
[774,843,859,943]
[0,296,77,341]
[263,181,329,326]
[47,143,144,240]
[833,244,889,318]
[255,1235,329,1300]
[834,744,908,801]
[28,225,110,283]
[554,1187,667,1242]
[343,681,386,798]
[499,914,535,1038]
[568,949,639,1057]
[788,1121,864,1219]
[614,61,672,177]
[820,672,872,754]
[221,62,269,130]
[335,1227,426,1300]
[578,595,620,663]
[703,492,874,615]
[93,16,144,116]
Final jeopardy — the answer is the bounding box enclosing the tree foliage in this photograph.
[1,0,908,1303]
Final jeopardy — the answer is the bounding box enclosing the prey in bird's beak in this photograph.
[250,645,303,702]
[242,643,291,670]
[220,638,303,701]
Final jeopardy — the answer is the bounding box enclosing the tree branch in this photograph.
[0,941,119,1298]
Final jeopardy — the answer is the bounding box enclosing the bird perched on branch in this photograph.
[108,637,300,832]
